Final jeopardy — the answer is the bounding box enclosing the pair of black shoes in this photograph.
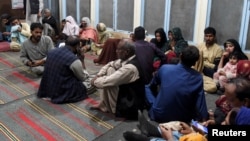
[123,110,161,141]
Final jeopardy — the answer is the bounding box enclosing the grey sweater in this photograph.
[20,36,54,65]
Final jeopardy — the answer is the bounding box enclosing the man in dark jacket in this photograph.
[23,0,44,25]
[133,26,167,84]
[37,36,89,104]
[42,8,59,39]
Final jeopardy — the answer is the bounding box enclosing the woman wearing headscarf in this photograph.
[218,39,248,70]
[79,17,98,52]
[91,23,112,55]
[62,16,79,36]
[165,27,188,63]
[150,28,168,70]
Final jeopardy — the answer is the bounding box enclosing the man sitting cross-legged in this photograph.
[145,46,209,123]
[91,38,145,120]
[20,22,54,75]
[37,35,89,104]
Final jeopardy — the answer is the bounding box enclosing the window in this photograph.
[245,22,250,50]
[208,0,244,45]
[143,0,196,41]
[99,0,114,28]
[80,0,90,20]
[66,0,77,19]
[144,0,166,35]
[242,0,250,51]
[117,0,134,32]
[169,0,196,41]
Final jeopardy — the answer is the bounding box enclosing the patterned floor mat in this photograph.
[0,95,124,141]
[0,51,102,105]
[0,68,41,104]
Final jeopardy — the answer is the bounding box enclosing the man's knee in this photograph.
[31,66,44,75]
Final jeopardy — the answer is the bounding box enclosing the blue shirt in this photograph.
[147,63,208,123]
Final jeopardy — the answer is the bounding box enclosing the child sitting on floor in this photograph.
[213,52,239,91]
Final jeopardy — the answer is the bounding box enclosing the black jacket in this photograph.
[24,0,40,14]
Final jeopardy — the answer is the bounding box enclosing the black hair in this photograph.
[228,51,240,60]
[9,16,19,24]
[228,108,240,125]
[30,23,44,31]
[223,39,248,60]
[65,35,80,47]
[227,77,250,101]
[204,27,216,36]
[153,27,167,47]
[1,13,11,25]
[1,13,11,20]
[180,46,200,67]
[134,26,145,40]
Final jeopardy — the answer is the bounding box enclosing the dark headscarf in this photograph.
[171,27,184,41]
[150,28,168,52]
[169,27,188,57]
[224,39,248,60]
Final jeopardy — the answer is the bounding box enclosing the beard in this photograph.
[33,36,41,42]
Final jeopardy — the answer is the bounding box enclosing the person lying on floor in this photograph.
[123,110,207,141]
[90,38,145,120]
[37,35,90,104]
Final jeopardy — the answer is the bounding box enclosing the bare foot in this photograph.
[42,97,51,101]
[90,104,108,113]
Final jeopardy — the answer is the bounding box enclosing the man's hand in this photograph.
[2,32,10,36]
[27,61,34,66]
[202,119,215,126]
[179,122,193,135]
[91,77,98,86]
[17,27,22,32]
[159,126,174,141]
[28,60,45,67]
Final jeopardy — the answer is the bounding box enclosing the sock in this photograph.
[138,110,161,137]
[123,131,150,141]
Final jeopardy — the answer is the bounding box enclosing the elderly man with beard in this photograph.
[20,22,54,75]
[91,38,145,120]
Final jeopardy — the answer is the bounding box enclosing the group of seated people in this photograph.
[1,12,250,141]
